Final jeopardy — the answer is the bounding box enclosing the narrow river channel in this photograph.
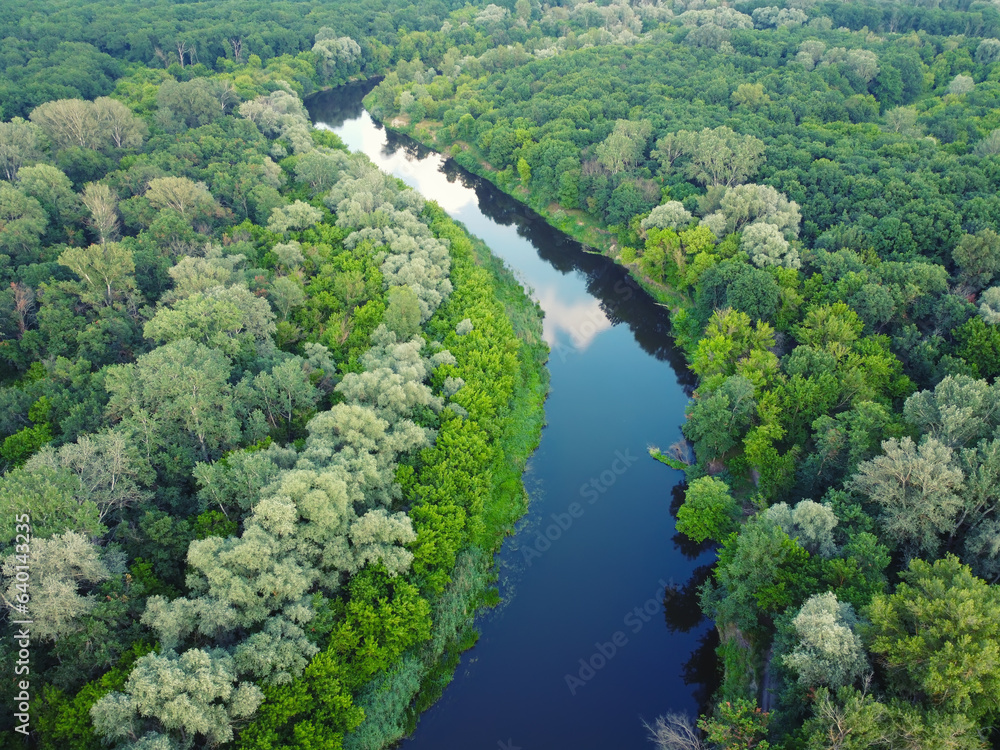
[307,82,718,750]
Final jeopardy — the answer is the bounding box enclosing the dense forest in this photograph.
[366,0,1000,746]
[0,11,548,750]
[5,0,1000,747]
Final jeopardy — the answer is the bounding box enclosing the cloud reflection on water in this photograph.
[535,288,612,352]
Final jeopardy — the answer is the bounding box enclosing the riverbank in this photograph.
[352,204,551,748]
[358,106,759,720]
[310,86,714,749]
[365,109,694,327]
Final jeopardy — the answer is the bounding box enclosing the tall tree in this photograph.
[849,437,964,557]
[866,555,1000,722]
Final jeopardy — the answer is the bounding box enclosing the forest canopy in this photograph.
[6,0,1000,747]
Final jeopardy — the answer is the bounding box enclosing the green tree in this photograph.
[764,500,838,558]
[682,127,766,188]
[143,285,276,360]
[706,516,818,634]
[783,592,867,689]
[698,698,771,750]
[156,78,225,131]
[0,117,42,181]
[676,476,740,543]
[850,437,964,557]
[0,462,104,543]
[29,99,102,150]
[683,375,757,461]
[145,176,216,219]
[595,119,653,174]
[794,303,863,357]
[267,200,322,235]
[0,181,47,264]
[58,242,137,307]
[704,184,801,238]
[801,685,985,750]
[866,555,1000,722]
[92,96,147,150]
[955,317,1000,379]
[953,230,1000,291]
[17,163,84,238]
[104,339,246,468]
[742,222,800,270]
[91,648,263,747]
[642,201,693,232]
[80,182,120,244]
[383,285,421,340]
[2,531,111,641]
[903,375,1000,449]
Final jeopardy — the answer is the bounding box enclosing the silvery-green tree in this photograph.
[91,648,263,747]
[783,592,867,689]
[765,500,839,557]
[849,437,964,557]
[2,531,111,641]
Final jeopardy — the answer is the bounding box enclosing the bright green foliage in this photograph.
[677,476,741,544]
[19,1,1000,744]
[691,309,775,381]
[866,555,1000,722]
[0,27,556,749]
[1,421,53,465]
[697,698,771,750]
[954,317,1000,379]
[641,227,681,285]
[794,303,863,357]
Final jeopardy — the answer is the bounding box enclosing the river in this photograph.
[307,82,717,750]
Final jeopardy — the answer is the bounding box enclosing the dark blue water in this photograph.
[307,83,717,750]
